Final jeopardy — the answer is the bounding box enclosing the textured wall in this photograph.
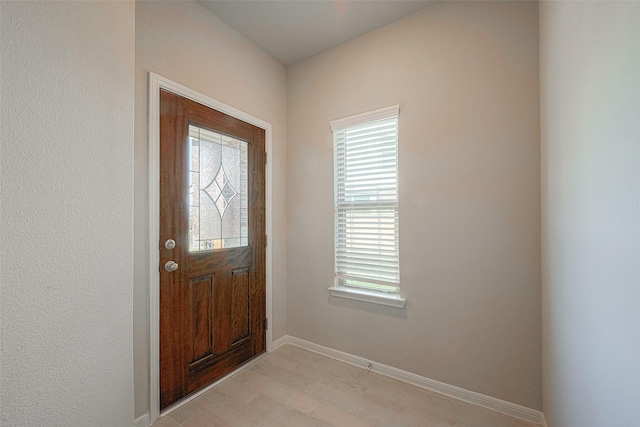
[134,1,288,418]
[287,1,541,409]
[0,2,135,426]
[540,2,640,426]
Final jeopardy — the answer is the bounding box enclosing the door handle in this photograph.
[164,261,179,272]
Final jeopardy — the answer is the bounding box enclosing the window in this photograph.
[329,106,405,308]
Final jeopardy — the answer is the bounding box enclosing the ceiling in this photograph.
[197,1,434,67]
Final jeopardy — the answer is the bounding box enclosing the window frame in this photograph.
[328,105,405,308]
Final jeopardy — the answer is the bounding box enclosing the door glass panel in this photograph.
[188,124,248,251]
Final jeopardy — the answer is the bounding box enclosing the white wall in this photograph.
[540,2,640,426]
[287,1,541,409]
[0,2,135,426]
[134,1,288,418]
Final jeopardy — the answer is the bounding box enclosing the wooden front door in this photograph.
[159,89,266,410]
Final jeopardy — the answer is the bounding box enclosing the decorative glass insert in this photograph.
[188,124,248,251]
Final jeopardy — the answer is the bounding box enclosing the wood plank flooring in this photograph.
[153,344,539,427]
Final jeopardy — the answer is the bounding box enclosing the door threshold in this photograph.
[159,351,268,418]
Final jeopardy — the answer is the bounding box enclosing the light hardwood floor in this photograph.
[153,344,539,427]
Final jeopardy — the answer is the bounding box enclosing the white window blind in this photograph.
[332,106,399,293]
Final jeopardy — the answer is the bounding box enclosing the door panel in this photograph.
[159,89,265,410]
[189,275,213,363]
[231,267,251,345]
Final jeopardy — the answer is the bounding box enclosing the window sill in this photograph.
[328,286,406,308]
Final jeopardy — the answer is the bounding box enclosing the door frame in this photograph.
[147,72,273,423]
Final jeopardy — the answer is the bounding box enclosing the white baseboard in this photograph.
[541,413,548,427]
[134,413,150,427]
[282,335,545,426]
[270,334,288,351]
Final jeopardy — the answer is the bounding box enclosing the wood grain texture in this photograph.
[188,275,213,364]
[231,268,251,345]
[159,89,188,409]
[159,89,266,409]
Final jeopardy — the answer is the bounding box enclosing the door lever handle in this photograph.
[164,261,179,272]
